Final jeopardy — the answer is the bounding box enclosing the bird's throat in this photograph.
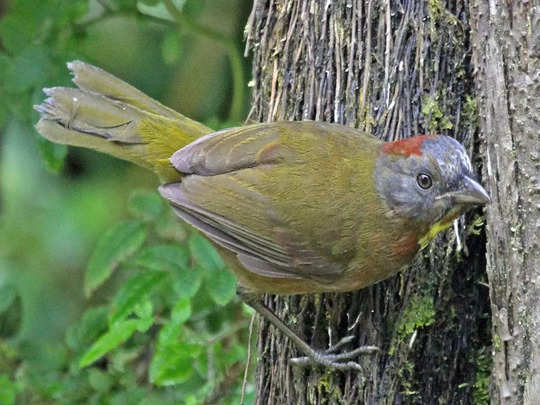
[418,216,456,249]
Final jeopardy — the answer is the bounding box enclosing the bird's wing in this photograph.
[160,179,342,281]
[160,122,372,281]
[169,122,303,176]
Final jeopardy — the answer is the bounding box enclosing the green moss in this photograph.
[427,0,461,39]
[468,215,486,236]
[398,295,436,336]
[397,360,419,398]
[463,95,478,124]
[422,95,453,132]
[390,295,435,355]
[316,374,342,400]
[493,334,501,350]
[473,349,491,405]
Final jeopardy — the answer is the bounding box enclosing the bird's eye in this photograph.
[416,173,433,189]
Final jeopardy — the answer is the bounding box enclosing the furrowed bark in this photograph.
[246,0,496,403]
[470,1,539,404]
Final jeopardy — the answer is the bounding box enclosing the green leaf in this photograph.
[150,346,193,386]
[149,323,202,386]
[206,269,236,306]
[185,396,198,405]
[173,265,202,299]
[127,190,163,221]
[61,0,88,21]
[188,234,225,273]
[109,271,167,325]
[0,14,36,54]
[137,0,186,21]
[161,31,182,65]
[136,244,189,271]
[66,306,109,352]
[134,296,153,320]
[113,0,138,10]
[84,220,147,297]
[0,284,22,338]
[154,211,187,241]
[4,46,52,93]
[171,297,191,324]
[88,368,113,393]
[137,244,202,298]
[157,320,182,346]
[182,0,204,17]
[0,374,16,405]
[189,234,234,304]
[79,319,140,368]
[133,298,154,332]
[34,135,68,173]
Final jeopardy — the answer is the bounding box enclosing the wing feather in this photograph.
[170,123,300,176]
[159,121,378,282]
[159,178,343,282]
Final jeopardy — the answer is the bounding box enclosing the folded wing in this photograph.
[160,122,362,281]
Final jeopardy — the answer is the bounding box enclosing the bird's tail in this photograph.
[34,61,212,182]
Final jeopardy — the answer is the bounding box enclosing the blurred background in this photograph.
[0,0,254,403]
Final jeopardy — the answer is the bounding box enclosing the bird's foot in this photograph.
[290,335,379,371]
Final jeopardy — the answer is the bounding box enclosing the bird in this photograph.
[35,61,490,370]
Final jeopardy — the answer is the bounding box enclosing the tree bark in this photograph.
[246,0,494,403]
[470,2,539,404]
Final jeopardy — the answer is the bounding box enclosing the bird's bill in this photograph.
[441,176,491,205]
[435,176,491,205]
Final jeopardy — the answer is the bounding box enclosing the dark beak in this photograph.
[453,176,491,205]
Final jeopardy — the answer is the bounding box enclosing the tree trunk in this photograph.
[246,0,494,403]
[470,2,539,404]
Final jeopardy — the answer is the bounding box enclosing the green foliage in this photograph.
[421,94,453,132]
[206,268,237,306]
[390,294,436,355]
[162,30,183,65]
[189,233,226,273]
[73,191,247,398]
[3,186,252,403]
[398,295,436,337]
[0,0,88,171]
[150,323,202,385]
[0,186,253,403]
[0,284,22,339]
[1,0,252,402]
[468,215,486,236]
[109,270,167,324]
[189,233,236,305]
[79,319,142,367]
[171,297,192,323]
[0,374,16,405]
[66,307,109,353]
[473,348,491,405]
[127,189,164,221]
[137,244,190,271]
[84,220,147,297]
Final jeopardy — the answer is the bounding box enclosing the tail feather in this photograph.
[35,61,212,182]
[67,61,186,121]
[36,86,147,144]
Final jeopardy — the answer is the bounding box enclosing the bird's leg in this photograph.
[238,290,379,371]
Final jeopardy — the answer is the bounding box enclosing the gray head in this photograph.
[375,135,490,228]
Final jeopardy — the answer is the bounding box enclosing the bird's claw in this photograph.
[290,337,379,371]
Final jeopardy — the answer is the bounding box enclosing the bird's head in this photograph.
[375,135,490,247]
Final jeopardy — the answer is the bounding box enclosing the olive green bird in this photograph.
[35,61,490,370]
